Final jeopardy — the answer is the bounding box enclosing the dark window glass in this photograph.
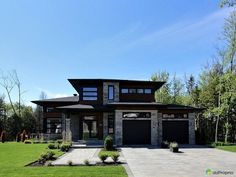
[83,87,97,91]
[108,85,114,100]
[108,115,114,134]
[83,97,97,100]
[121,88,128,93]
[47,118,62,134]
[46,107,54,113]
[137,89,144,93]
[144,89,152,94]
[82,87,98,101]
[129,89,136,93]
[123,112,151,118]
[162,113,188,119]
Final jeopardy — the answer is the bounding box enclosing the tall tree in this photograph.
[0,70,17,115]
[171,74,184,104]
[151,71,172,103]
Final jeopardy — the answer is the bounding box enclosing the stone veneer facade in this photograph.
[103,82,119,104]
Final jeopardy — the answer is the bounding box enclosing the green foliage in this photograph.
[99,153,108,163]
[24,140,32,144]
[111,154,120,163]
[169,142,179,152]
[48,143,56,149]
[104,136,114,151]
[60,143,71,152]
[220,0,236,7]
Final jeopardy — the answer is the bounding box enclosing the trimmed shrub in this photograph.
[161,141,169,148]
[48,143,56,149]
[111,154,120,163]
[104,136,113,151]
[0,131,6,143]
[24,140,33,144]
[67,160,73,166]
[99,154,108,163]
[169,142,179,153]
[84,159,90,166]
[57,139,63,144]
[60,143,71,152]
[39,151,55,164]
[47,151,55,160]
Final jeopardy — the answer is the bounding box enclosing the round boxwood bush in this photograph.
[104,136,113,151]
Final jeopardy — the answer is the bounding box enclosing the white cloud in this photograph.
[126,8,233,48]
[36,87,69,99]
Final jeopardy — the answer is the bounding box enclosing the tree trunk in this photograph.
[215,115,220,143]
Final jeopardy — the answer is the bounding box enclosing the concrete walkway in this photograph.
[52,148,99,165]
[121,147,236,177]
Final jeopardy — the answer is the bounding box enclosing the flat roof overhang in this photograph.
[56,104,114,112]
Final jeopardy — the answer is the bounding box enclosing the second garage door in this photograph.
[162,120,189,144]
[123,120,151,145]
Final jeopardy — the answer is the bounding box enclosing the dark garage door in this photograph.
[162,121,189,144]
[123,120,151,145]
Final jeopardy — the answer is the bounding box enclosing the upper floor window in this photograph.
[108,85,114,100]
[144,89,152,94]
[82,87,97,101]
[121,88,152,94]
[121,88,128,93]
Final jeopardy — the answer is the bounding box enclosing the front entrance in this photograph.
[82,116,98,140]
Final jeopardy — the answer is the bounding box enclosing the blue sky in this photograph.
[0,0,232,106]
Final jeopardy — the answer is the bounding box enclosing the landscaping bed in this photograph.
[0,142,127,177]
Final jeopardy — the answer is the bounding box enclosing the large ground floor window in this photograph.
[46,118,62,134]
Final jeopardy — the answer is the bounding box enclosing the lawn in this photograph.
[216,145,236,153]
[0,142,127,177]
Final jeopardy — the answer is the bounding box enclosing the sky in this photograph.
[0,0,233,107]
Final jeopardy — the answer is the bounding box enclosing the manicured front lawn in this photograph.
[216,145,236,153]
[0,142,127,177]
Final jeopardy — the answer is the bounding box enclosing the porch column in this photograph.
[62,112,72,142]
[115,110,122,146]
[157,112,163,145]
[151,110,158,146]
[189,113,196,145]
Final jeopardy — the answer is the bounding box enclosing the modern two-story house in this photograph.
[32,79,198,146]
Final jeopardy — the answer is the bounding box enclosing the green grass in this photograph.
[0,142,127,177]
[216,145,236,153]
[99,149,120,157]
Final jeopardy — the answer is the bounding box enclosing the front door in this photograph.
[82,116,98,140]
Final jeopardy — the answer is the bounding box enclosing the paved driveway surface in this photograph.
[121,147,236,177]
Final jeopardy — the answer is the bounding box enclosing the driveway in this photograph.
[121,147,236,177]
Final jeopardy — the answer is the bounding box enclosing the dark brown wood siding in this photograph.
[78,83,103,105]
[119,83,156,102]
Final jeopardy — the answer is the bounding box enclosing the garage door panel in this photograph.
[123,120,151,145]
[162,121,189,144]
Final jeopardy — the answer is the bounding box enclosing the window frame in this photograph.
[82,87,98,101]
[46,118,62,134]
[108,115,114,134]
[108,85,114,100]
